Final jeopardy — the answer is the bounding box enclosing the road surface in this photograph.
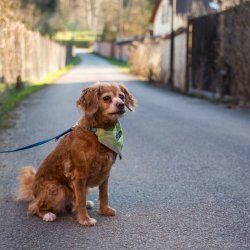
[0,50,250,250]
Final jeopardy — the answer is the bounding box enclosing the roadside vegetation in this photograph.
[53,30,100,48]
[93,53,130,74]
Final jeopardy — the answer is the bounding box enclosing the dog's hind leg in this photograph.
[86,200,94,209]
[86,188,94,209]
[28,182,68,222]
[27,195,57,222]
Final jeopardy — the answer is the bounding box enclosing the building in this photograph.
[221,0,247,10]
[150,0,217,37]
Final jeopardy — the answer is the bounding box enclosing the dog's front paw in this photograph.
[78,217,97,226]
[100,207,116,216]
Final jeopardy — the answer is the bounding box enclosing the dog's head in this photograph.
[76,82,136,122]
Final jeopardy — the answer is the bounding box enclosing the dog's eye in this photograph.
[119,94,125,100]
[103,96,111,102]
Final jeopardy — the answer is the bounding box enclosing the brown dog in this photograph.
[17,82,136,226]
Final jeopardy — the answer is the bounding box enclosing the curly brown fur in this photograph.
[17,166,36,202]
[17,82,136,226]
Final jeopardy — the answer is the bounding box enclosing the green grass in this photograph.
[53,30,100,48]
[53,30,98,42]
[0,85,5,94]
[0,56,81,119]
[93,52,130,73]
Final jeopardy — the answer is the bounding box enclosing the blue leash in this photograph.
[0,128,72,154]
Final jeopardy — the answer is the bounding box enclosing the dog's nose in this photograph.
[117,103,125,110]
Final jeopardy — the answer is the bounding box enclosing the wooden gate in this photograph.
[186,13,221,95]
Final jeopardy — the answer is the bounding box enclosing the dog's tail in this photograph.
[17,166,36,202]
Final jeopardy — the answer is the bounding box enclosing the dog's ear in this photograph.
[76,87,99,115]
[119,84,137,111]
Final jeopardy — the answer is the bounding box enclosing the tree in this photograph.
[1,0,156,37]
[99,0,155,41]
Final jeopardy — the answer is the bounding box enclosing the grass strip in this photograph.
[92,52,130,73]
[53,30,99,42]
[53,31,100,48]
[0,56,81,118]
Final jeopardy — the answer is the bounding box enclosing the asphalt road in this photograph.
[0,50,250,250]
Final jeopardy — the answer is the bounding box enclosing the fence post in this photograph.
[185,19,192,93]
[168,0,175,87]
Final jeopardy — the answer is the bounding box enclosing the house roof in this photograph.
[176,0,212,14]
[150,0,212,23]
[150,0,161,23]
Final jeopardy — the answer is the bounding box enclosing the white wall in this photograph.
[221,0,241,10]
[129,31,187,92]
[174,32,187,91]
[153,0,171,36]
[153,0,187,36]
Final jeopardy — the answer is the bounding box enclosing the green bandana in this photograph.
[92,122,123,160]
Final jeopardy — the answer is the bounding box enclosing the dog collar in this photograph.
[82,122,123,160]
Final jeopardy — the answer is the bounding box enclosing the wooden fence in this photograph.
[187,3,250,103]
[0,21,69,87]
[187,13,221,97]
